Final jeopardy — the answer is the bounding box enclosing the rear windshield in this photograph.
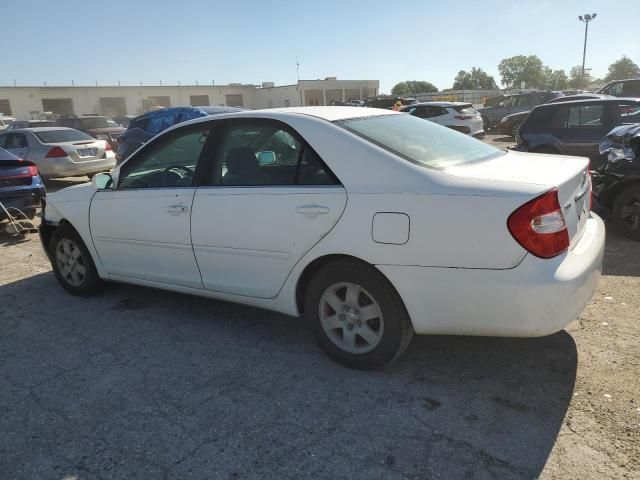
[452,104,476,114]
[35,129,94,143]
[336,114,502,168]
[79,117,110,129]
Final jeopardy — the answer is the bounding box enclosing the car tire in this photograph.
[304,259,414,370]
[49,223,104,295]
[611,185,640,241]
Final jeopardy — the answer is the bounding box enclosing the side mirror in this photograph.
[91,172,113,190]
[256,150,276,165]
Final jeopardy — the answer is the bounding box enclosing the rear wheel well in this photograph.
[295,254,402,316]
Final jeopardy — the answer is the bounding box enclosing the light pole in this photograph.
[578,13,597,87]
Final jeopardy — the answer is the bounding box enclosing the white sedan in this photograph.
[40,107,605,370]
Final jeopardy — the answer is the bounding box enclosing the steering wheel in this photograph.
[163,165,194,176]
[163,165,194,185]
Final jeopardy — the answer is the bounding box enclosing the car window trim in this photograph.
[200,117,341,188]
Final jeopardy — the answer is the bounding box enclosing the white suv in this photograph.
[401,102,484,138]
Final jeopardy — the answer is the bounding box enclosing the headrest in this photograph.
[226,147,258,173]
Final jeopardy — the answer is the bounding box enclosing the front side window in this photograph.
[338,114,503,169]
[211,120,338,186]
[567,105,604,127]
[118,125,210,189]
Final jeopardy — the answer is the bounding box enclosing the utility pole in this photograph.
[578,13,597,87]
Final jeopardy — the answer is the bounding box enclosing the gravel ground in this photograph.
[1,163,638,479]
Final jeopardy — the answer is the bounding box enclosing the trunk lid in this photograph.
[57,140,109,163]
[445,150,591,247]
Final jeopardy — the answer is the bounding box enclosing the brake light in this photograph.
[105,142,112,151]
[507,189,569,259]
[45,146,67,158]
[3,165,38,179]
[454,115,472,120]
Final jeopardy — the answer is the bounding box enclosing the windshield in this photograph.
[79,117,110,129]
[35,129,94,143]
[337,114,503,168]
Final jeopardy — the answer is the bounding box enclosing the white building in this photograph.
[0,78,379,119]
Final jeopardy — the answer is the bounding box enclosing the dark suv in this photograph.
[596,78,640,97]
[514,98,640,169]
[55,116,125,150]
[479,91,561,130]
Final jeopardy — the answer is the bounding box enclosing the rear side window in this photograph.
[35,129,94,143]
[567,105,604,127]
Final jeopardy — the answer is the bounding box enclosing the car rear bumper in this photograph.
[377,213,605,337]
[0,189,44,218]
[41,155,116,177]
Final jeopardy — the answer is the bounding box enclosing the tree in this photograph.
[498,55,544,88]
[568,65,591,89]
[540,67,568,90]
[605,56,640,82]
[391,81,438,95]
[452,67,497,90]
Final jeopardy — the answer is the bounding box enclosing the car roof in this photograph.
[534,97,640,108]
[406,102,471,107]
[9,127,77,132]
[251,106,398,121]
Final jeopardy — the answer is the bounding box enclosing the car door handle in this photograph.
[295,205,330,218]
[165,204,189,215]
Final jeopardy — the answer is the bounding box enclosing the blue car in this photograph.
[116,106,244,164]
[0,147,45,220]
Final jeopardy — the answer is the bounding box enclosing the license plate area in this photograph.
[77,147,98,157]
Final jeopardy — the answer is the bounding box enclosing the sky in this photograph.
[2,0,639,93]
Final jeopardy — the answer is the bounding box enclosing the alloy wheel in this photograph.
[55,238,87,287]
[319,282,384,354]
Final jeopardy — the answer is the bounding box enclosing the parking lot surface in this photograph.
[1,167,639,479]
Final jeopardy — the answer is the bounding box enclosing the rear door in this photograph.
[191,118,347,298]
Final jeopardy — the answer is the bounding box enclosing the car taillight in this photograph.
[454,115,472,120]
[507,188,569,259]
[45,146,67,158]
[105,142,112,151]
[3,165,38,179]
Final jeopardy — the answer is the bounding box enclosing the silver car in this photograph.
[0,127,116,179]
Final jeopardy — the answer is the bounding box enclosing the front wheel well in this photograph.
[295,254,402,316]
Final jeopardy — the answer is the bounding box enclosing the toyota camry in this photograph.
[39,107,605,370]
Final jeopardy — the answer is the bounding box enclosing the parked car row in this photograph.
[400,102,484,138]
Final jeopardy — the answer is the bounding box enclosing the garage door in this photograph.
[42,98,74,116]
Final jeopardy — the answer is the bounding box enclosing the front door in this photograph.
[89,123,212,288]
[191,119,347,298]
